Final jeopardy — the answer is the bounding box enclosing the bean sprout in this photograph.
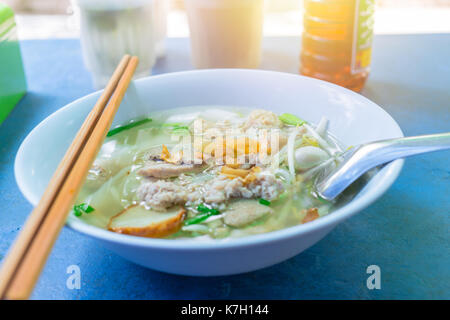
[304,124,338,156]
[315,117,329,138]
[287,126,304,175]
[302,157,336,180]
[182,224,209,233]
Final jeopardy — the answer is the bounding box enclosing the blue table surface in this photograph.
[0,35,449,300]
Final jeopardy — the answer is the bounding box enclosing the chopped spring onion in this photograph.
[197,204,211,213]
[72,203,95,217]
[279,113,305,126]
[259,198,271,206]
[174,125,189,130]
[209,208,220,215]
[184,213,210,225]
[107,118,152,137]
[185,212,219,225]
[182,224,210,233]
[184,205,221,225]
[163,123,189,130]
[172,126,189,132]
[196,204,209,213]
[163,123,190,135]
[162,122,183,127]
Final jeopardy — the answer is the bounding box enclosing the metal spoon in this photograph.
[316,132,450,200]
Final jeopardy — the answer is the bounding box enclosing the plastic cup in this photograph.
[185,0,264,69]
[75,0,156,89]
[153,0,169,59]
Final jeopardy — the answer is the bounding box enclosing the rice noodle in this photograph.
[182,224,209,233]
[79,107,352,241]
[271,138,302,171]
[302,157,336,180]
[315,117,328,138]
[201,214,224,224]
[287,126,303,175]
[274,168,292,184]
[304,124,337,156]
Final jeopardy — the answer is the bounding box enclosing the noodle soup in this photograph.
[74,106,347,240]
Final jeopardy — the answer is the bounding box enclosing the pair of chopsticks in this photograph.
[0,55,139,300]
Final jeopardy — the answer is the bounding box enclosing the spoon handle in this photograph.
[317,132,450,200]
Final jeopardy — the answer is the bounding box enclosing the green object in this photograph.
[184,205,221,225]
[171,125,190,135]
[184,213,212,225]
[196,204,212,213]
[162,122,183,127]
[0,3,27,124]
[259,198,271,206]
[71,203,95,217]
[279,113,305,126]
[163,123,190,135]
[196,204,220,216]
[106,118,152,137]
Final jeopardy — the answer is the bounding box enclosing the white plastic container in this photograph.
[185,0,264,69]
[76,0,156,89]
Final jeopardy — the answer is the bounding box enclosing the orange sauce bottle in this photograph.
[300,0,375,92]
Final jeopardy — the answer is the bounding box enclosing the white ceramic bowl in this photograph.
[15,70,403,276]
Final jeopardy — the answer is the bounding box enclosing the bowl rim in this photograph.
[15,69,404,250]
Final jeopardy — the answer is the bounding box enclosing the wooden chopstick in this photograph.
[0,55,131,298]
[0,55,139,300]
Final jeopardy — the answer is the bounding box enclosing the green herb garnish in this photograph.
[162,123,189,130]
[163,123,190,135]
[197,204,211,213]
[279,113,305,126]
[184,205,221,225]
[173,125,189,130]
[172,127,190,135]
[162,122,183,127]
[209,208,220,215]
[72,203,95,217]
[107,118,152,137]
[184,213,211,226]
[259,198,271,206]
